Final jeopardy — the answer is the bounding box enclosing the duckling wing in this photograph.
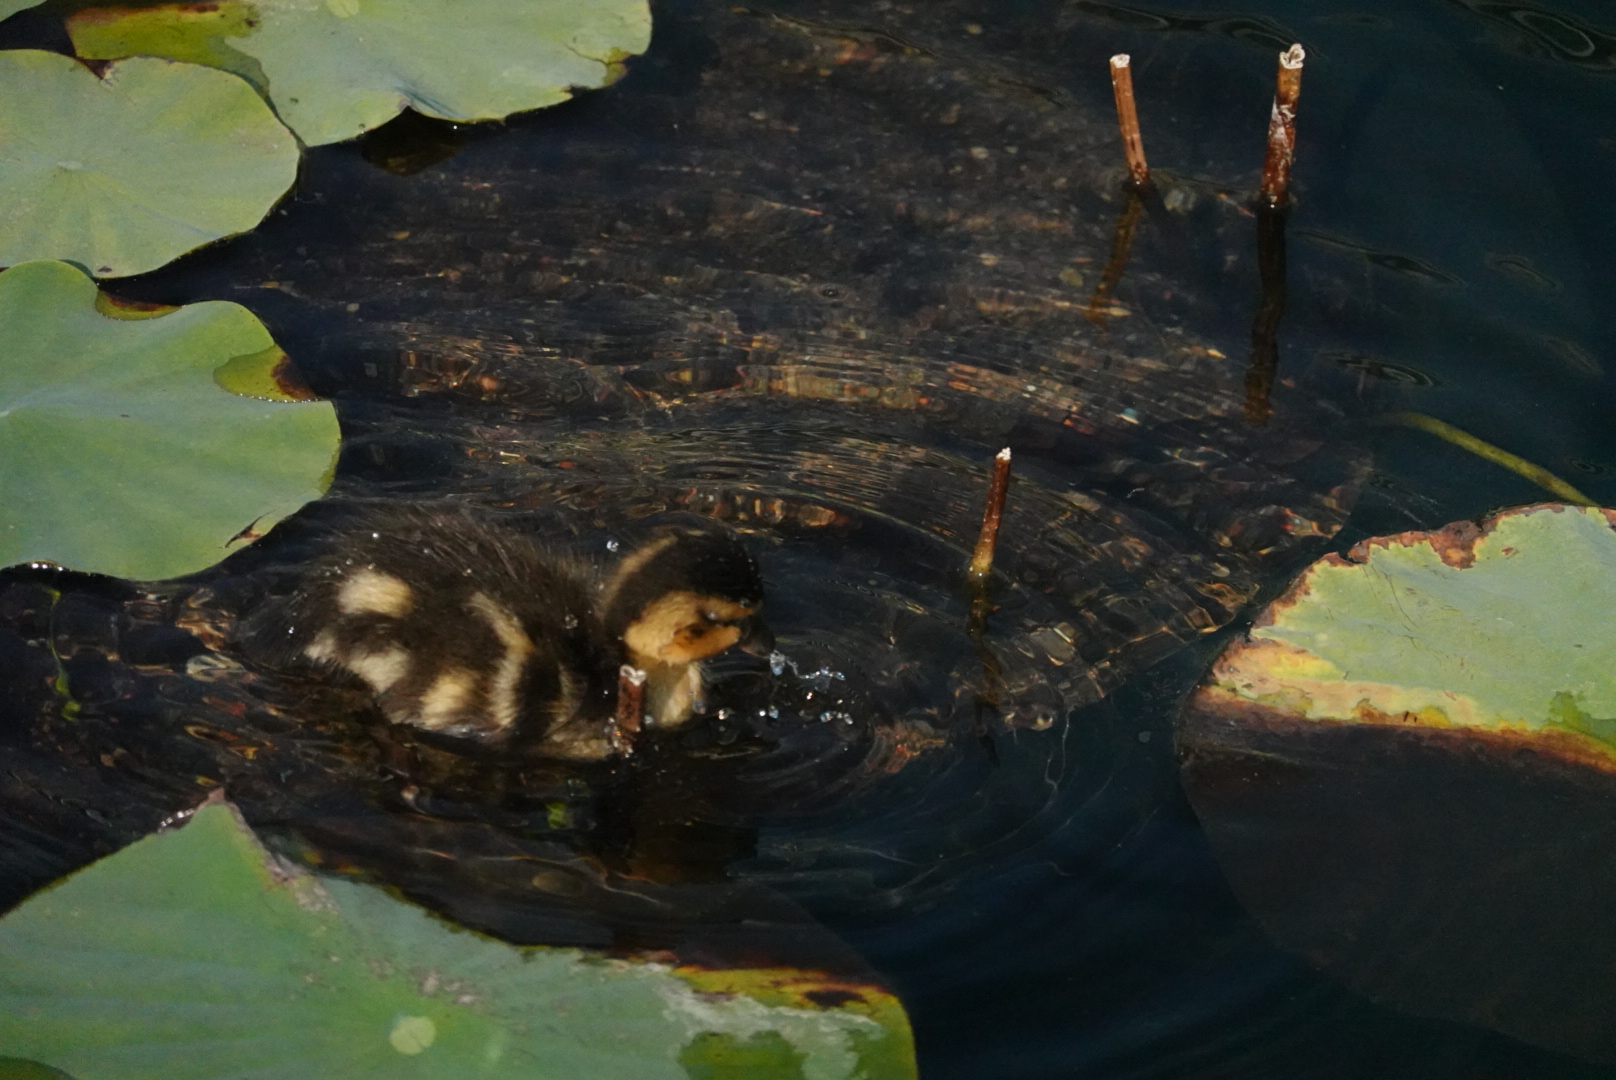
[237,507,617,745]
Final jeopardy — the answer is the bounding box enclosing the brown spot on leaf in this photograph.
[1344,518,1484,570]
[270,353,317,400]
[96,291,181,320]
[1341,504,1616,572]
[1423,519,1485,569]
[807,989,864,1008]
[1186,686,1616,780]
[672,965,895,1015]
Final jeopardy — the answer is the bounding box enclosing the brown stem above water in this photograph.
[965,449,1013,758]
[969,447,1012,582]
[613,664,646,753]
[1109,54,1151,189]
[1259,44,1306,210]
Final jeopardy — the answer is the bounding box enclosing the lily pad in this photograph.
[0,793,917,1079]
[69,0,653,147]
[0,0,45,22]
[0,260,339,580]
[0,50,297,278]
[1179,503,1616,1064]
[1194,503,1616,752]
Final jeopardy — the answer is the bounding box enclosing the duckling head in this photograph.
[602,528,770,672]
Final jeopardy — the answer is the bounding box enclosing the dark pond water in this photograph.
[2,0,1615,1076]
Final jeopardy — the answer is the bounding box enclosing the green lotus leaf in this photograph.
[1192,503,1616,757]
[69,0,652,147]
[0,794,917,1080]
[0,260,339,580]
[0,0,46,22]
[0,51,297,279]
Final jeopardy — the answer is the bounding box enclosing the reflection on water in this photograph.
[1444,0,1616,73]
[1059,1,1300,53]
[1293,228,1463,286]
[2,0,1615,1074]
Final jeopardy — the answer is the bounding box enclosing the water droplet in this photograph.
[807,666,845,689]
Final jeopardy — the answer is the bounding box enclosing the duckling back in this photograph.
[237,508,770,760]
[239,507,623,759]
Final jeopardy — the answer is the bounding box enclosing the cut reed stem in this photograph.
[969,448,1013,581]
[613,664,647,751]
[1259,44,1305,209]
[1109,54,1150,189]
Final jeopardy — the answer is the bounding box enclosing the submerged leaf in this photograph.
[0,260,339,580]
[0,794,917,1079]
[69,0,652,147]
[0,50,298,278]
[0,1062,77,1080]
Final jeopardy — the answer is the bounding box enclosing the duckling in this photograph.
[598,528,771,731]
[237,507,768,760]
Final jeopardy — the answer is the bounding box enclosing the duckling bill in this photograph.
[239,509,768,760]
